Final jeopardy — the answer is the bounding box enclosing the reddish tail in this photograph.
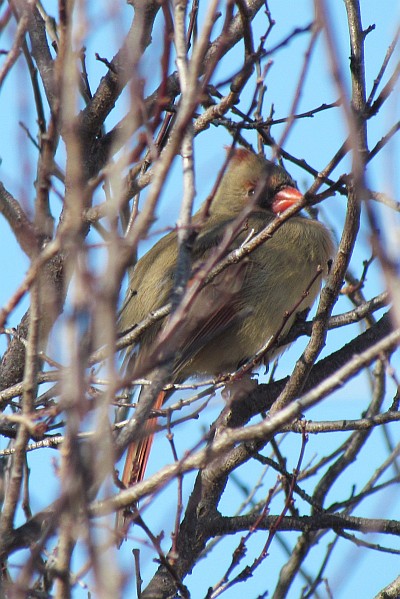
[116,390,166,544]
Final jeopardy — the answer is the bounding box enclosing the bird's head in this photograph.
[212,148,303,216]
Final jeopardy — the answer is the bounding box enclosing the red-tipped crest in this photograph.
[224,146,255,166]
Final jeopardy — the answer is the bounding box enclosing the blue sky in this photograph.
[1,1,400,597]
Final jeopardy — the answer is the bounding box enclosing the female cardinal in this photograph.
[117,148,333,506]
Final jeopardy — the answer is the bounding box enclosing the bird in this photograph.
[117,148,334,522]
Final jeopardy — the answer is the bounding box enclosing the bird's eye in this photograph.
[247,187,255,197]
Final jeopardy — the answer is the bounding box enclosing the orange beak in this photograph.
[271,186,303,214]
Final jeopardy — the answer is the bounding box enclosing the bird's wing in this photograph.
[171,258,252,375]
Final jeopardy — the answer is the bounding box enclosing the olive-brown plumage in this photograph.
[118,149,333,505]
[120,150,333,375]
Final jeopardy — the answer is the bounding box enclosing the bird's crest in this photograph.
[224,146,255,165]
